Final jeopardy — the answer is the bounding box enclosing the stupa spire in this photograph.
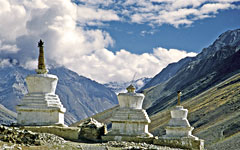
[177,90,182,106]
[36,39,48,74]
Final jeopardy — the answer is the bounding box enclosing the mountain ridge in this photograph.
[139,57,194,92]
[141,28,240,113]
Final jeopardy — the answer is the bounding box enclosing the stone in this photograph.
[23,126,80,141]
[78,118,107,142]
[103,85,152,141]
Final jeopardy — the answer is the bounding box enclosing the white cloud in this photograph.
[22,59,38,70]
[77,6,120,25]
[2,0,236,83]
[0,40,19,53]
[122,0,239,27]
[153,47,197,65]
[0,59,13,68]
[60,47,197,83]
[0,58,18,68]
[0,0,27,41]
[199,3,234,14]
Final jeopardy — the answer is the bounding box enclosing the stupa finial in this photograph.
[127,84,135,93]
[177,90,182,106]
[36,39,48,74]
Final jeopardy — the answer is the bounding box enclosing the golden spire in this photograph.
[36,39,48,74]
[177,91,182,106]
[127,84,135,93]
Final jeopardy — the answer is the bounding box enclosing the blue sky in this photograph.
[87,1,240,54]
[108,9,240,54]
[0,0,240,83]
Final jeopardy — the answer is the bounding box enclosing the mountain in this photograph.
[140,28,240,149]
[70,71,240,149]
[0,104,16,125]
[69,29,240,149]
[0,60,118,125]
[139,57,193,92]
[104,77,151,94]
[149,72,240,150]
[141,29,240,112]
[50,67,118,124]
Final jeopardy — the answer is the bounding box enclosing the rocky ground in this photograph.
[0,125,184,150]
[0,125,65,146]
[102,141,183,150]
[0,140,184,150]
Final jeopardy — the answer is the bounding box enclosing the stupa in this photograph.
[16,40,66,126]
[164,91,196,139]
[153,91,204,150]
[103,84,152,141]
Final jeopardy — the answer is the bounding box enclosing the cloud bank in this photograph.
[76,0,239,27]
[1,0,238,83]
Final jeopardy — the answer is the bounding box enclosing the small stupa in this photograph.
[153,91,204,150]
[16,40,66,126]
[164,91,196,139]
[103,84,152,141]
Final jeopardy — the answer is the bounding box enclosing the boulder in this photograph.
[78,118,107,142]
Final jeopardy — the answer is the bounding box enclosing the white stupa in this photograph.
[164,91,197,139]
[105,85,152,138]
[16,40,66,126]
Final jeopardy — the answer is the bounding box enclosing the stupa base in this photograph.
[154,137,204,150]
[16,107,65,126]
[102,135,156,144]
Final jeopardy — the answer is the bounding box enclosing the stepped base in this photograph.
[164,126,195,138]
[109,108,152,137]
[102,135,155,144]
[16,108,65,126]
[16,93,66,126]
[154,137,204,150]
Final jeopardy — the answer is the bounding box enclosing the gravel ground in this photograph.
[0,140,185,150]
[102,141,184,150]
[207,132,240,150]
[0,125,184,150]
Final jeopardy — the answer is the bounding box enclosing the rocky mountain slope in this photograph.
[139,57,193,92]
[0,61,118,125]
[149,72,240,150]
[0,104,16,125]
[73,71,240,150]
[141,28,240,112]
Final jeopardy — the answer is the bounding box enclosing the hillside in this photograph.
[72,72,240,149]
[69,29,240,149]
[149,72,240,150]
[139,57,193,92]
[142,28,240,113]
[0,61,118,125]
[0,104,16,125]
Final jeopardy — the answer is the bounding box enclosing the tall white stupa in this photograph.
[16,40,66,126]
